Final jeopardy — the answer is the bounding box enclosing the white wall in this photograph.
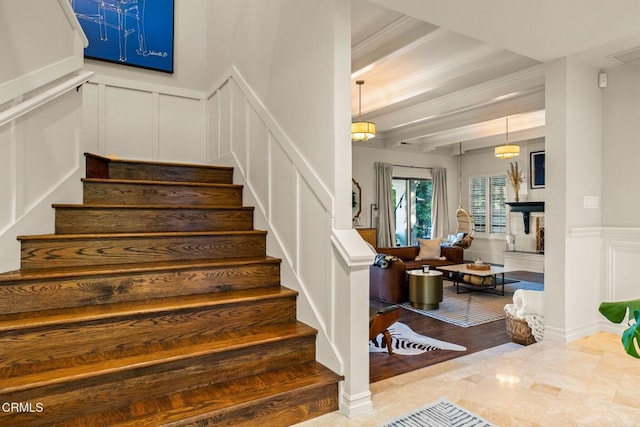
[0,0,84,105]
[206,0,342,196]
[602,62,640,226]
[545,57,603,342]
[0,0,87,273]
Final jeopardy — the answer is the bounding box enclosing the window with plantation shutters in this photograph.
[489,175,506,234]
[469,177,486,232]
[469,175,507,235]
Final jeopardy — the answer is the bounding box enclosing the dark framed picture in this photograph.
[530,151,545,189]
[72,0,174,73]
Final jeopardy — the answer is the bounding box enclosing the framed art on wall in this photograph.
[530,151,545,189]
[71,0,174,73]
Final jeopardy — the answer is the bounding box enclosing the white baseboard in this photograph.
[503,251,544,273]
[339,389,373,418]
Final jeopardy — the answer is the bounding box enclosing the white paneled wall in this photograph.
[205,69,346,379]
[0,85,86,273]
[603,228,640,303]
[83,76,208,163]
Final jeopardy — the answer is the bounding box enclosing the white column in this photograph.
[544,57,603,341]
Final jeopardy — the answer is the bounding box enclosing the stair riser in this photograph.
[86,154,234,184]
[83,181,243,206]
[195,383,341,427]
[0,263,281,316]
[55,207,254,234]
[3,336,317,426]
[20,234,266,270]
[0,298,298,378]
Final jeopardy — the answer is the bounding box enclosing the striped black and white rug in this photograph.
[380,398,493,427]
[369,322,466,355]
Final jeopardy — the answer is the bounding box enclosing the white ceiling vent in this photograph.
[608,46,640,64]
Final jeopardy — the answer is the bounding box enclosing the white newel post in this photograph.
[331,229,375,417]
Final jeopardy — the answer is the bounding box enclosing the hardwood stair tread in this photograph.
[61,361,342,427]
[0,321,316,394]
[0,256,281,282]
[85,153,235,172]
[53,203,254,210]
[2,153,340,425]
[0,286,297,332]
[81,177,243,189]
[17,229,267,241]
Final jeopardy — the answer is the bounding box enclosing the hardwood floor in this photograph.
[369,270,543,383]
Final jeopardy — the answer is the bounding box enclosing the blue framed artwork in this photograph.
[72,0,174,73]
[530,151,545,189]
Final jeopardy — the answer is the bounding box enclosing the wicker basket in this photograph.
[505,312,536,345]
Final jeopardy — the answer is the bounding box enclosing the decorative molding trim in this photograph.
[601,226,640,239]
[224,66,334,216]
[352,16,430,59]
[352,25,445,78]
[340,390,374,418]
[57,0,89,47]
[331,229,376,268]
[87,75,205,100]
[568,227,603,238]
[544,320,601,344]
[0,71,93,129]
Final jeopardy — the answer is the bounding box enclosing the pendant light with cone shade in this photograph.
[352,80,376,141]
[495,117,520,159]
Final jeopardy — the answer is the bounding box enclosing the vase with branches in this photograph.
[507,162,524,202]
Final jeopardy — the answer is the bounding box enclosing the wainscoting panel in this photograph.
[564,230,602,340]
[158,94,205,163]
[81,83,99,154]
[218,82,232,158]
[0,87,84,273]
[104,86,154,159]
[0,125,12,230]
[269,140,297,267]
[603,228,640,302]
[231,81,248,176]
[298,176,333,317]
[206,90,220,163]
[247,104,269,215]
[22,93,81,209]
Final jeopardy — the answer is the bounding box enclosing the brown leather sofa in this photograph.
[369,245,463,303]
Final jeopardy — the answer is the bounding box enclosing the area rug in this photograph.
[400,281,543,328]
[380,398,493,427]
[369,322,466,355]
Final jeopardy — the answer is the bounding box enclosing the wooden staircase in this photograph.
[0,153,342,426]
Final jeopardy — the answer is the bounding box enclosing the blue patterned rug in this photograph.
[380,398,493,427]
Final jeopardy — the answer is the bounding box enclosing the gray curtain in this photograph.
[375,162,396,247]
[431,167,450,239]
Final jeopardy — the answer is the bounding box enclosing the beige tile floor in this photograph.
[296,332,640,426]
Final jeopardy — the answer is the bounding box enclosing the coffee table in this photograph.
[437,264,518,296]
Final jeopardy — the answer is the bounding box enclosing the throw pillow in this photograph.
[415,237,444,260]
